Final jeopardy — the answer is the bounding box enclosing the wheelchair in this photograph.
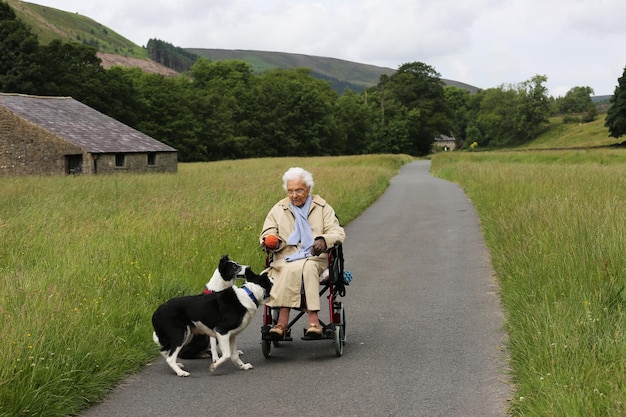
[261,243,348,358]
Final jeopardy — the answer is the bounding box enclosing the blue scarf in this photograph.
[285,196,314,262]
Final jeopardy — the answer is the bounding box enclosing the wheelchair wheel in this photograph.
[334,324,344,356]
[333,303,346,357]
[262,339,272,358]
[334,302,346,343]
[341,305,346,343]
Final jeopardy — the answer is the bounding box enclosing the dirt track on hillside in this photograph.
[97,53,179,77]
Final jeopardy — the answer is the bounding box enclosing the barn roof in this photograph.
[434,134,455,142]
[0,94,176,153]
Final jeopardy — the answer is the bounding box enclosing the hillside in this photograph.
[188,48,393,89]
[516,115,620,150]
[188,48,480,92]
[6,0,145,57]
[97,53,179,77]
[7,0,481,91]
[6,0,177,76]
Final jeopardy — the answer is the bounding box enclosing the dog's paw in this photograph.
[176,370,190,377]
[240,363,253,370]
[209,363,216,372]
[237,350,244,356]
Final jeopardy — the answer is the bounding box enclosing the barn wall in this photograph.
[0,108,85,176]
[94,152,178,174]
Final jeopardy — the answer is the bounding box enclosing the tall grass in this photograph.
[0,154,412,417]
[431,150,626,416]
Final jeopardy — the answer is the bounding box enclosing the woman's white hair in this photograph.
[282,167,314,192]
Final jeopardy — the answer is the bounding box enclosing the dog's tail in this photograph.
[152,331,161,346]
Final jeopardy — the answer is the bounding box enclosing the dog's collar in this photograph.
[243,286,258,307]
[202,289,213,295]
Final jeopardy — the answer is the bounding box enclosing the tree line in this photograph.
[146,39,199,73]
[2,1,623,161]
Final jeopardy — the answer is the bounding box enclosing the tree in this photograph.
[516,75,551,142]
[466,75,551,148]
[132,72,204,161]
[377,62,451,155]
[244,68,338,157]
[605,67,626,139]
[444,86,471,146]
[334,89,375,154]
[99,66,144,128]
[187,58,254,159]
[146,38,199,72]
[468,86,519,147]
[555,86,595,114]
[33,40,107,109]
[0,1,40,93]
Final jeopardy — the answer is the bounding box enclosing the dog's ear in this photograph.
[262,272,273,288]
[244,267,256,280]
[218,255,230,273]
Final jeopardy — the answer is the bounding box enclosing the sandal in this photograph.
[269,324,285,340]
[305,323,322,338]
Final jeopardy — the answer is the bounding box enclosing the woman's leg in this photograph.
[302,261,321,311]
[277,307,290,328]
[269,307,290,339]
[302,261,323,336]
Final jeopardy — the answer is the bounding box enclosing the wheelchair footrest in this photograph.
[300,325,335,341]
[261,325,293,342]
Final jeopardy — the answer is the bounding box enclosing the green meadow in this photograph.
[0,154,411,416]
[431,149,626,416]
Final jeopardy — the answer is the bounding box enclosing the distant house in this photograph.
[0,93,177,176]
[433,134,456,151]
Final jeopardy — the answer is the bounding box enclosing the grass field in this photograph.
[0,154,412,417]
[4,119,626,416]
[431,149,626,416]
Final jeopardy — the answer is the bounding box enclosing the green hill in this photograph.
[187,48,480,91]
[6,0,147,58]
[187,47,393,91]
[516,115,620,150]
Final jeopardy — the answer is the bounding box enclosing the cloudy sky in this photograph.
[34,0,626,96]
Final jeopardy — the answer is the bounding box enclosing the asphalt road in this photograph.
[82,160,511,417]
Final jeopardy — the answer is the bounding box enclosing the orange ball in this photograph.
[264,234,279,249]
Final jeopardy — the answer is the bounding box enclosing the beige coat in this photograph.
[260,195,345,310]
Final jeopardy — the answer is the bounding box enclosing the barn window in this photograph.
[115,153,125,167]
[147,152,156,165]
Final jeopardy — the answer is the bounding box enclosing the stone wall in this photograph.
[0,108,86,176]
[94,152,178,174]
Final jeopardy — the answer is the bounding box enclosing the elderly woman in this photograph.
[260,167,346,339]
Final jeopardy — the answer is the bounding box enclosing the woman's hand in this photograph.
[311,238,327,256]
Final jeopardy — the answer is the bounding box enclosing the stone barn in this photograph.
[0,93,177,176]
[433,134,457,151]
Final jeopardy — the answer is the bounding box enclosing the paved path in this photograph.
[82,160,511,417]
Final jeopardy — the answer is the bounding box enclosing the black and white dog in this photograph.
[152,264,273,377]
[178,255,244,360]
